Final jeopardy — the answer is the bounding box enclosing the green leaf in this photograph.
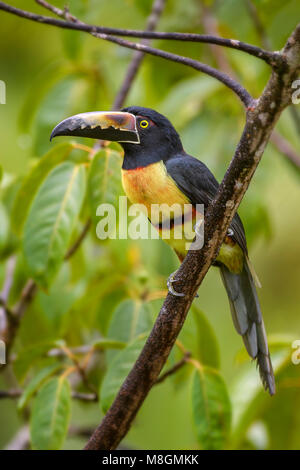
[13,342,58,383]
[259,345,300,450]
[12,143,74,235]
[239,192,272,248]
[18,363,63,411]
[30,376,71,450]
[33,75,79,156]
[191,366,231,450]
[87,149,123,226]
[160,76,222,129]
[100,335,147,413]
[61,29,85,60]
[230,347,291,447]
[23,161,86,288]
[193,307,220,369]
[108,299,153,344]
[19,61,68,134]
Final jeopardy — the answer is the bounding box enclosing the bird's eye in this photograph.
[140,120,149,129]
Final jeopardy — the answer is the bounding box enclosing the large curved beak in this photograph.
[50,111,139,144]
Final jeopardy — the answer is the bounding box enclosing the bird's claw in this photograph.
[167,272,199,298]
[167,271,185,297]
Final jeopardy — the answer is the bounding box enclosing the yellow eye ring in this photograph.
[140,120,149,128]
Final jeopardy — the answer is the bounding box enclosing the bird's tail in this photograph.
[220,260,275,395]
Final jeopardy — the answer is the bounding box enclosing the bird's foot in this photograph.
[167,270,185,297]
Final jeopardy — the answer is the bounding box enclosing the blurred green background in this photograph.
[0,0,300,450]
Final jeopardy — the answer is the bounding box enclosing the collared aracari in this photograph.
[51,106,275,395]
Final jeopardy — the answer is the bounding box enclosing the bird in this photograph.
[51,105,275,395]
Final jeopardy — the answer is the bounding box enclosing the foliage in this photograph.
[0,0,300,451]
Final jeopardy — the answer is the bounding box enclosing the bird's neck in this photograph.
[122,150,162,170]
[122,144,183,170]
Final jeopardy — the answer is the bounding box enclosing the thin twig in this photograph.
[0,387,98,402]
[4,423,101,450]
[14,279,37,320]
[245,0,272,50]
[0,0,166,368]
[155,352,191,385]
[0,388,22,398]
[111,0,166,110]
[0,278,36,370]
[64,219,91,260]
[200,2,237,78]
[48,345,93,357]
[270,131,300,169]
[0,1,254,107]
[1,219,95,368]
[37,0,166,110]
[59,345,98,397]
[72,391,98,402]
[5,425,30,450]
[0,1,284,67]
[100,35,253,107]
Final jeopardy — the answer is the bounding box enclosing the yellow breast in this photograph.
[122,160,199,257]
[121,160,189,210]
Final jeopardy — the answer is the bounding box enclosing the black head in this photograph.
[121,106,183,160]
[121,106,183,169]
[50,106,184,169]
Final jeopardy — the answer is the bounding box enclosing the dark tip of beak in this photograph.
[50,119,71,141]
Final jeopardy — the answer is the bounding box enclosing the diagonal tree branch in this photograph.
[83,24,300,450]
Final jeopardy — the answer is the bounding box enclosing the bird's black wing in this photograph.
[166,155,248,254]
